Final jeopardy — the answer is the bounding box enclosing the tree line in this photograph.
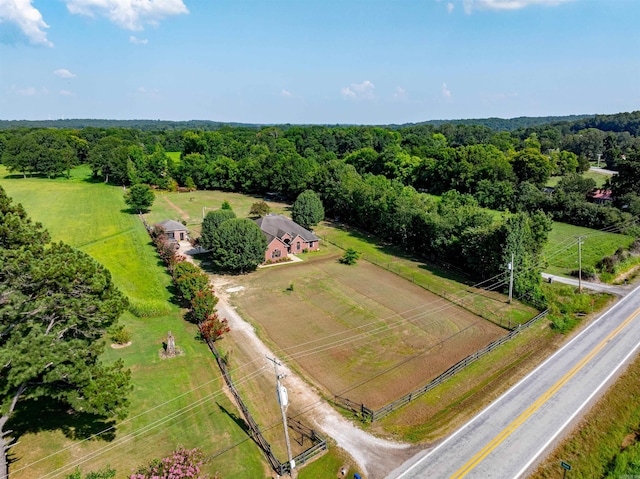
[2,118,640,304]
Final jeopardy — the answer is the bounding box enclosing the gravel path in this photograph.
[177,241,412,478]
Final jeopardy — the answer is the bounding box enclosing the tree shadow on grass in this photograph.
[326,220,475,285]
[7,396,116,443]
[217,403,250,436]
[81,175,106,184]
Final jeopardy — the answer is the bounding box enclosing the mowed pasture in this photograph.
[145,189,290,237]
[0,166,266,477]
[230,242,506,410]
[544,221,635,277]
[0,165,172,316]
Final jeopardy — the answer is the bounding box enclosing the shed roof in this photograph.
[156,219,187,232]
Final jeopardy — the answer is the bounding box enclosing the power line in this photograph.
[17,219,625,474]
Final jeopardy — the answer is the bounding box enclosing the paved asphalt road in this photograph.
[541,272,629,296]
[387,284,640,479]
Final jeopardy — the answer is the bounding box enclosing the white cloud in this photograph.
[59,89,75,96]
[393,86,408,101]
[15,86,48,96]
[341,80,375,100]
[281,89,293,97]
[17,86,37,96]
[65,0,188,31]
[0,0,52,46]
[447,2,455,13]
[54,68,76,78]
[463,0,572,14]
[442,82,452,98]
[129,35,148,44]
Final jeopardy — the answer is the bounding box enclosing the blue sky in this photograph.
[0,0,639,124]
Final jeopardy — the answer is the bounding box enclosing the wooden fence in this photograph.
[336,309,549,422]
[204,338,283,472]
[321,235,517,327]
[282,417,327,473]
[205,338,327,475]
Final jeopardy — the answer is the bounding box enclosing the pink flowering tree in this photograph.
[130,447,212,479]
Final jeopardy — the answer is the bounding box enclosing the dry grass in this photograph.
[226,242,505,410]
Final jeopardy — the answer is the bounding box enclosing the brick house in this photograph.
[156,219,189,242]
[254,214,320,262]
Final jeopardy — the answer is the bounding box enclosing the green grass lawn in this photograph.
[0,165,172,316]
[315,221,537,326]
[0,166,267,478]
[166,151,181,163]
[144,189,290,237]
[544,221,634,277]
[546,170,610,188]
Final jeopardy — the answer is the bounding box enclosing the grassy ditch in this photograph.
[543,282,614,334]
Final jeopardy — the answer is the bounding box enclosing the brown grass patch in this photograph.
[230,244,505,410]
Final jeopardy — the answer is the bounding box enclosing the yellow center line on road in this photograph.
[450,306,640,479]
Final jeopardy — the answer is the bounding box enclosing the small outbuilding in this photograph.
[156,219,189,242]
[254,214,320,262]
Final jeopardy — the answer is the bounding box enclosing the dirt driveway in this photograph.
[177,241,414,478]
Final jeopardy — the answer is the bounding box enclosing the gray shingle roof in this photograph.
[156,220,187,232]
[254,214,320,244]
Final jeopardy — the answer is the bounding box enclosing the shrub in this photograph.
[199,313,230,342]
[249,200,271,217]
[66,465,116,479]
[339,248,360,265]
[174,268,210,302]
[190,289,219,323]
[130,447,209,479]
[109,325,131,345]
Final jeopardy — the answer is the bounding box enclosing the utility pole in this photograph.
[576,236,586,292]
[202,206,211,219]
[508,252,514,304]
[266,356,294,475]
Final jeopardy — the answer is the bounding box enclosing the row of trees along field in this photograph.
[1,112,639,305]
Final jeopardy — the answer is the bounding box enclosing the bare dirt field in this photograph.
[229,243,505,410]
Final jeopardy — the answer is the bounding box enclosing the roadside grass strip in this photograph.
[450,306,640,478]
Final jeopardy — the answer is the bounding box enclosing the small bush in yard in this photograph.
[339,248,360,265]
[130,447,211,479]
[109,325,131,345]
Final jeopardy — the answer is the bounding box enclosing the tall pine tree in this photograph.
[0,186,131,476]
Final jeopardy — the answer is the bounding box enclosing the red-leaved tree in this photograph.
[199,313,230,342]
[190,289,219,324]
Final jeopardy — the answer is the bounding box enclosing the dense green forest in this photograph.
[0,113,601,132]
[2,111,639,307]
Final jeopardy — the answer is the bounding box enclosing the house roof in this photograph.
[156,219,187,232]
[254,214,320,244]
[589,189,613,201]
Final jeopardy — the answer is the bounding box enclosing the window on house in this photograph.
[296,242,301,250]
[272,249,281,259]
